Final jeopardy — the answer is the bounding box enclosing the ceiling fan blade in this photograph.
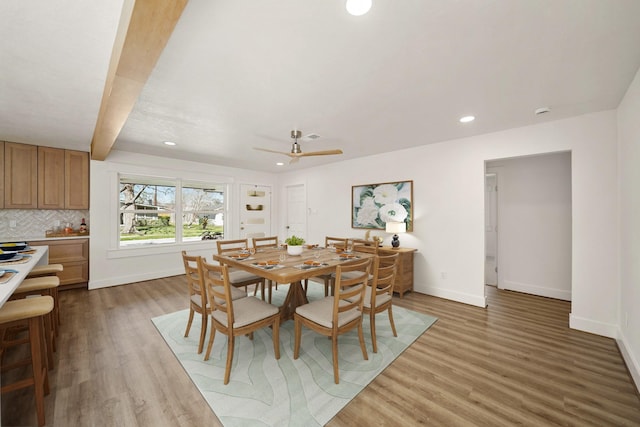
[299,149,343,157]
[289,156,300,164]
[253,147,291,156]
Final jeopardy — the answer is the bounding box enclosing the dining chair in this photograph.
[349,252,399,353]
[294,257,372,384]
[216,239,267,300]
[324,242,378,295]
[251,236,280,302]
[182,251,245,354]
[199,258,280,384]
[304,236,348,296]
[251,236,279,250]
[351,238,379,254]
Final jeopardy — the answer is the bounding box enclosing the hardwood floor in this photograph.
[2,278,639,426]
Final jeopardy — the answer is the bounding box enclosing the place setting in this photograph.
[0,252,29,265]
[0,269,19,285]
[294,260,329,270]
[251,260,284,270]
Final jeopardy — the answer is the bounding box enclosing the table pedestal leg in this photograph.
[280,281,308,322]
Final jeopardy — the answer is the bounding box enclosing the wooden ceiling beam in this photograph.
[90,0,189,161]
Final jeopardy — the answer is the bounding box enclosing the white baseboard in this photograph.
[502,280,571,301]
[89,267,184,289]
[617,330,640,394]
[419,285,486,307]
[569,314,618,338]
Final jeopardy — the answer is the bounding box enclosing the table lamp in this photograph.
[386,221,406,248]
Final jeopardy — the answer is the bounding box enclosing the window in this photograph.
[182,181,225,242]
[119,175,225,247]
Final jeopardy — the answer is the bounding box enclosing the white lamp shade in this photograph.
[346,0,372,16]
[386,221,406,234]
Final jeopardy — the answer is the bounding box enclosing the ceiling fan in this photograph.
[254,130,343,163]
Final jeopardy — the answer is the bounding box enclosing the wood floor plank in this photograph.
[2,279,639,426]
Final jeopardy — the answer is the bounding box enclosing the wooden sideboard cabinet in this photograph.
[379,246,416,297]
[30,238,89,290]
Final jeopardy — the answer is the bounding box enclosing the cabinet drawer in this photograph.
[47,240,88,263]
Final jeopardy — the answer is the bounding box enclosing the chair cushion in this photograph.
[332,271,374,282]
[190,294,209,309]
[347,286,392,308]
[192,286,245,307]
[228,270,262,284]
[26,263,64,277]
[0,296,54,324]
[212,296,278,328]
[295,297,361,328]
[14,276,60,293]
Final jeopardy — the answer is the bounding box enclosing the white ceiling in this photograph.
[2,0,640,173]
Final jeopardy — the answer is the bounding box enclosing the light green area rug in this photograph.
[152,284,437,426]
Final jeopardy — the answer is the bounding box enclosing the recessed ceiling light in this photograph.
[346,0,372,16]
[276,162,284,166]
[163,141,176,146]
[459,115,475,123]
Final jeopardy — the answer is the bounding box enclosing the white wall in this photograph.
[278,111,619,338]
[487,153,572,301]
[617,67,640,389]
[89,150,277,289]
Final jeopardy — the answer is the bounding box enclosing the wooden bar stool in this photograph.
[10,276,60,368]
[0,296,54,427]
[27,263,63,328]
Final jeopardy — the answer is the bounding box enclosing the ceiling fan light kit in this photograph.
[253,130,343,164]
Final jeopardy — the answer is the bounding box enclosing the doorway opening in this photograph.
[485,152,572,302]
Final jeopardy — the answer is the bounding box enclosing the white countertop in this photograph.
[0,246,49,307]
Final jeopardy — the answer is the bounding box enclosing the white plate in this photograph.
[0,254,23,263]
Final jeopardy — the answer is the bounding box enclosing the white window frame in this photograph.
[116,173,228,249]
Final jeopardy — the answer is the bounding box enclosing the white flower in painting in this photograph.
[356,205,379,226]
[373,184,398,205]
[379,203,407,223]
[361,196,376,208]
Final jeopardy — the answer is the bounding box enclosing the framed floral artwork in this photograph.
[352,180,413,231]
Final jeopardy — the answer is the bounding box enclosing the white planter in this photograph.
[287,245,303,256]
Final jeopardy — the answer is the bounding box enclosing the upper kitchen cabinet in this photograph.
[4,142,38,209]
[38,147,89,209]
[37,146,66,209]
[64,150,89,209]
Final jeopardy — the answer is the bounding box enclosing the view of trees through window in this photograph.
[119,176,225,246]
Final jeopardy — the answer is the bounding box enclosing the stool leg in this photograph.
[42,310,55,369]
[29,316,48,427]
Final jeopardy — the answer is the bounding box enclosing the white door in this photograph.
[485,173,498,286]
[239,184,271,239]
[285,184,306,240]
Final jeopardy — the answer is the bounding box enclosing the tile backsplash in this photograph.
[0,209,90,239]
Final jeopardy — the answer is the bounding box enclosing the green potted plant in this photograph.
[285,235,305,256]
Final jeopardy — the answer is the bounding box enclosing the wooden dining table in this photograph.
[213,246,374,321]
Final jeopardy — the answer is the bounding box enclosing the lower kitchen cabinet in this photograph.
[29,238,89,290]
